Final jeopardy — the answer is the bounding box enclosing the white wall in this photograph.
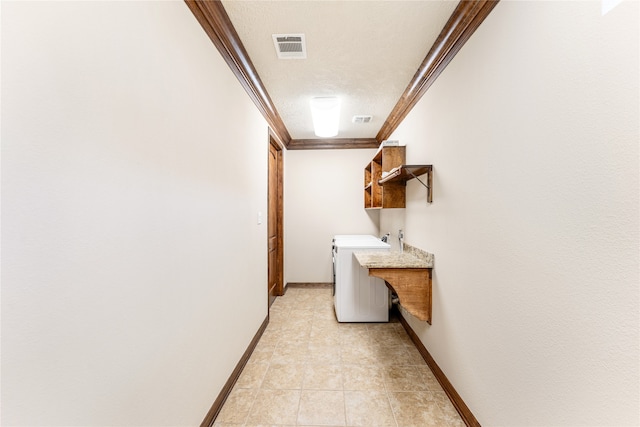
[1,2,268,426]
[285,149,379,283]
[382,1,639,425]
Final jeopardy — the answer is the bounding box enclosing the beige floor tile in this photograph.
[303,364,343,390]
[273,296,298,308]
[367,323,398,334]
[289,308,315,320]
[404,345,427,365]
[340,344,379,365]
[259,327,286,344]
[295,299,322,310]
[319,300,336,308]
[314,304,339,320]
[387,391,449,427]
[215,289,462,427]
[431,390,465,425]
[310,326,342,346]
[307,343,342,364]
[338,322,370,333]
[344,390,397,426]
[397,333,415,347]
[244,425,297,427]
[280,317,313,332]
[253,338,278,352]
[438,399,466,427]
[297,390,346,426]
[415,365,443,391]
[245,389,301,425]
[268,310,290,326]
[382,365,429,391]
[342,364,386,391]
[236,362,268,389]
[271,339,309,364]
[244,425,299,427]
[261,363,305,389]
[215,388,257,424]
[247,347,274,364]
[372,344,416,366]
[369,329,409,347]
[313,317,342,331]
[283,325,312,341]
[339,329,372,347]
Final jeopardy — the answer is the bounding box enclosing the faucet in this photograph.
[399,229,404,252]
[381,232,390,243]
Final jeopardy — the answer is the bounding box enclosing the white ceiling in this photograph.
[221,1,458,140]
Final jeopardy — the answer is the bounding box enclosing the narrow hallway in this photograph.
[214,285,464,426]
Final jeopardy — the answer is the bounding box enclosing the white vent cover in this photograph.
[352,115,373,124]
[272,34,306,59]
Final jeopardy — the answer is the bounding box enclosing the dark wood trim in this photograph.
[397,309,481,427]
[285,282,332,290]
[185,0,292,147]
[268,127,287,151]
[269,129,285,297]
[376,0,499,142]
[200,315,269,427]
[288,138,379,150]
[186,0,498,149]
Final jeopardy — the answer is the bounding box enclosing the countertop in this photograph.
[354,243,434,269]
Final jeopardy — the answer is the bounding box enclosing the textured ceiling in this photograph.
[221,1,458,140]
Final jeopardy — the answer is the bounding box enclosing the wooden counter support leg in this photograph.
[368,268,432,324]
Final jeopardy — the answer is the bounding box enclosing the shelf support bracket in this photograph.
[408,168,433,203]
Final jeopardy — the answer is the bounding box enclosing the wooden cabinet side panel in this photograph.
[382,182,406,208]
[381,146,406,173]
[371,161,383,208]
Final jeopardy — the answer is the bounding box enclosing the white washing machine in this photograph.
[332,235,390,322]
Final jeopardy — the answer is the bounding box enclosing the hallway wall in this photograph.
[1,2,268,425]
[284,149,379,283]
[382,1,639,425]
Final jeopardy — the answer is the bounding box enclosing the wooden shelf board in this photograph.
[379,165,432,185]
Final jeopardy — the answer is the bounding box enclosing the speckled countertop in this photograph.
[354,243,434,269]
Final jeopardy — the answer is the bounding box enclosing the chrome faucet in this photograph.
[381,233,390,243]
[399,229,404,252]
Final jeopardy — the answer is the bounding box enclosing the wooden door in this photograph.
[268,136,283,306]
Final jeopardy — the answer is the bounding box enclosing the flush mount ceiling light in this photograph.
[310,97,341,138]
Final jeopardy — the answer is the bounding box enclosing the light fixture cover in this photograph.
[310,97,341,137]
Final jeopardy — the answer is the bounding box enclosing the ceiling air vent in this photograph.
[352,115,373,124]
[272,34,306,59]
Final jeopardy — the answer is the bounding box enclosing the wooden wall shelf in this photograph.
[364,148,434,208]
[364,146,406,209]
[379,165,433,203]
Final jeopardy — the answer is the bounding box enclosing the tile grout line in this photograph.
[221,288,463,427]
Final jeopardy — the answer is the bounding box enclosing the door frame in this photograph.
[268,129,284,300]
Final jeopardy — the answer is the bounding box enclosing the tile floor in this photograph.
[214,285,464,427]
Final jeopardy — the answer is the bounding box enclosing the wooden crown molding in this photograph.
[376,0,499,142]
[186,0,498,149]
[288,138,379,150]
[185,0,292,147]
